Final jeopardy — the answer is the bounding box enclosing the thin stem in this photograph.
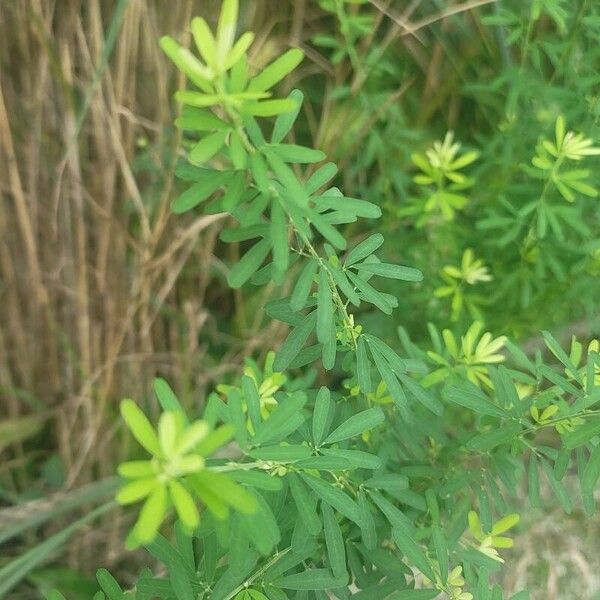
[223,547,293,600]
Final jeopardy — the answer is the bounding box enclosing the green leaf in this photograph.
[196,424,235,456]
[274,569,346,591]
[191,17,217,68]
[175,90,222,108]
[363,335,406,374]
[309,210,347,250]
[321,448,382,469]
[189,130,228,164]
[398,373,443,415]
[269,143,325,164]
[443,383,508,418]
[314,196,381,219]
[189,470,257,514]
[133,484,167,542]
[301,474,361,524]
[175,107,229,131]
[240,492,281,555]
[541,459,572,513]
[247,49,304,92]
[345,234,384,266]
[291,259,318,311]
[172,171,231,213]
[317,268,334,344]
[271,200,289,279]
[323,407,384,445]
[253,392,307,445]
[432,525,448,584]
[241,99,298,117]
[249,152,270,194]
[581,443,600,515]
[272,89,304,143]
[116,478,156,505]
[313,386,332,447]
[370,347,406,408]
[169,559,194,600]
[356,336,372,393]
[322,502,347,578]
[265,149,309,207]
[228,470,283,492]
[273,311,317,372]
[357,490,377,549]
[153,378,185,415]
[221,171,247,211]
[306,163,338,194]
[120,400,161,457]
[528,454,540,508]
[169,481,199,531]
[368,490,414,534]
[466,423,521,451]
[327,264,360,306]
[289,473,321,535]
[347,271,393,314]
[159,36,212,91]
[392,527,436,582]
[96,569,125,600]
[542,330,579,378]
[564,418,600,449]
[228,238,272,288]
[225,31,255,70]
[294,455,352,470]
[216,0,238,61]
[248,444,312,461]
[393,591,438,600]
[239,376,259,432]
[363,474,409,494]
[352,262,423,282]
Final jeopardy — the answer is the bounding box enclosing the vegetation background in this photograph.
[1,0,599,598]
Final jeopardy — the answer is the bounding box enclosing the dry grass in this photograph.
[0,0,333,577]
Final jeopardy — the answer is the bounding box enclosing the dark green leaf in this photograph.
[352,262,423,282]
[443,383,508,418]
[228,238,272,288]
[391,527,436,582]
[306,163,338,194]
[172,171,232,213]
[301,474,361,524]
[322,502,347,578]
[345,234,384,266]
[317,269,334,344]
[324,408,384,445]
[291,259,317,311]
[271,90,304,143]
[274,569,346,591]
[252,392,307,445]
[581,443,600,515]
[273,312,317,372]
[289,473,321,535]
[356,337,372,394]
[271,200,289,278]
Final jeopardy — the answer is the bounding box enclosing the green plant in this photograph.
[45,1,600,599]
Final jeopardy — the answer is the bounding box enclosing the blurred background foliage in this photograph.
[1,0,599,598]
